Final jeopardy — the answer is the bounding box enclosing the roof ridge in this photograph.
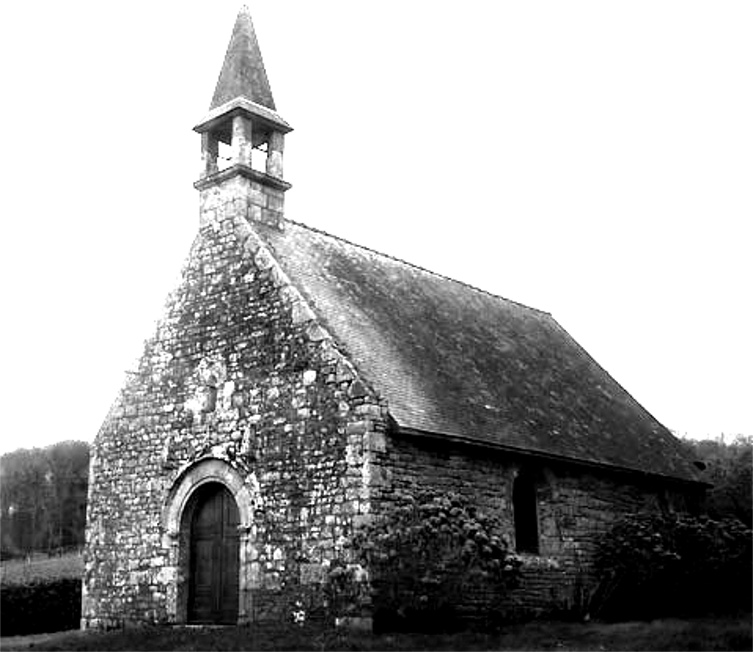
[285,219,552,318]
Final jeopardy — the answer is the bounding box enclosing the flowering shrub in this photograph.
[321,559,370,623]
[594,512,752,619]
[291,599,306,626]
[332,489,522,632]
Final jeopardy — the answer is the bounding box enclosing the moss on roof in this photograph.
[259,220,701,483]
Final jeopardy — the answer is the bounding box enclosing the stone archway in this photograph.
[161,458,255,624]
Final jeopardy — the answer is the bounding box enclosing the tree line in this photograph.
[0,435,749,560]
[682,434,752,527]
[0,441,89,559]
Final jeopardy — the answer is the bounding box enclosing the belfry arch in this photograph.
[161,458,255,624]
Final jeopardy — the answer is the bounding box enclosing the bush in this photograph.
[594,512,752,620]
[333,489,522,632]
[0,578,81,636]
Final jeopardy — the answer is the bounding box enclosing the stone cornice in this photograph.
[194,164,292,192]
[194,97,292,135]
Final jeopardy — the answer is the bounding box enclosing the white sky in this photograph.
[0,1,750,455]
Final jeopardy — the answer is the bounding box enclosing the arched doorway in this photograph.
[187,483,240,624]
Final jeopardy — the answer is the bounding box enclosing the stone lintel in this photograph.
[194,97,292,136]
[194,164,292,192]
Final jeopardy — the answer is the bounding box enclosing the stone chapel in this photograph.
[82,7,707,630]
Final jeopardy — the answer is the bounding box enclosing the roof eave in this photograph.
[194,97,293,135]
[393,425,710,488]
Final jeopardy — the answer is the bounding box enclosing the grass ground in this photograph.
[1,557,750,649]
[0,553,83,586]
[1,614,750,651]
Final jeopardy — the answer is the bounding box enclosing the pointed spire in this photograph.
[210,6,276,111]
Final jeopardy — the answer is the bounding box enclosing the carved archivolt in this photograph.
[162,457,254,537]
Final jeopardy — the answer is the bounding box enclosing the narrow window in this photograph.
[513,472,539,554]
[657,490,671,515]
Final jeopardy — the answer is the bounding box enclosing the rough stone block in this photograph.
[300,563,326,585]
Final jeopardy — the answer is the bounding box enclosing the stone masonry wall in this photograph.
[83,204,387,629]
[370,433,693,621]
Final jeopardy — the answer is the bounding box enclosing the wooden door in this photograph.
[188,484,240,624]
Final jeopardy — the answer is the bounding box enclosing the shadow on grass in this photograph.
[1,614,750,651]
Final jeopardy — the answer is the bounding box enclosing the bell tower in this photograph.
[194,6,292,229]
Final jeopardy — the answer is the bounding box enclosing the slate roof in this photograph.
[257,220,702,484]
[210,6,276,111]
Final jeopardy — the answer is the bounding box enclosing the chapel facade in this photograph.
[82,8,706,630]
